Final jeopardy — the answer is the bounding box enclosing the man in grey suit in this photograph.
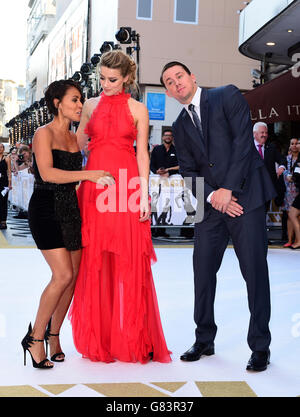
[160,61,276,372]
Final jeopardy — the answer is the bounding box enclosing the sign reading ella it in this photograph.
[250,104,300,122]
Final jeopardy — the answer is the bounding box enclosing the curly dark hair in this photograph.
[44,79,84,116]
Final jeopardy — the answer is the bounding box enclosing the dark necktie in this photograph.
[258,144,264,159]
[188,103,203,137]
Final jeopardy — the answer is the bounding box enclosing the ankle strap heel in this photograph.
[44,318,65,362]
[21,323,53,369]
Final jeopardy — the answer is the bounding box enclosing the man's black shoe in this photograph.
[246,350,270,372]
[180,342,215,362]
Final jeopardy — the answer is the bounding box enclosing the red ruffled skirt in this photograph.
[69,145,171,363]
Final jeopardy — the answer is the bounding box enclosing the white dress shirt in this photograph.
[184,87,202,124]
[254,139,265,158]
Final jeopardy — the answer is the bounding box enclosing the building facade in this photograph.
[116,0,257,144]
[238,0,300,139]
[0,80,26,140]
[26,0,56,104]
[24,0,256,145]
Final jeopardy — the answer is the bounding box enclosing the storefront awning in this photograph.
[243,67,300,124]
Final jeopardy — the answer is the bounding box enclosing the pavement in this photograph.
[1,205,299,401]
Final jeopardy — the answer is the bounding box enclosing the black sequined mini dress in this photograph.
[28,149,82,251]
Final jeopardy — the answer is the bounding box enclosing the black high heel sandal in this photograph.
[44,318,65,362]
[21,323,53,369]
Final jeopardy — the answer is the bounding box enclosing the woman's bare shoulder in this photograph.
[84,96,101,116]
[128,98,148,118]
[128,97,147,109]
[34,124,53,139]
[32,125,54,151]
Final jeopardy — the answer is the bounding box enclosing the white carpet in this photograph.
[0,247,299,397]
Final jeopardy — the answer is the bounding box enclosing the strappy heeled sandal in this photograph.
[21,323,53,369]
[44,318,65,362]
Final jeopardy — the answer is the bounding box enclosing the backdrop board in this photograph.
[149,174,198,227]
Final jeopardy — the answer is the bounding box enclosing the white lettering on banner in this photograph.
[269,107,279,118]
[292,105,300,115]
[258,109,267,120]
[251,105,300,121]
[287,105,300,116]
[291,54,300,78]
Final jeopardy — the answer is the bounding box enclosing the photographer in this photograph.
[10,146,19,175]
[11,145,34,219]
[15,145,33,173]
[0,143,12,229]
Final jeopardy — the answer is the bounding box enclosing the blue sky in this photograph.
[0,0,29,84]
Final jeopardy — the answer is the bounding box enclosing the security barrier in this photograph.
[7,171,282,227]
[9,170,34,211]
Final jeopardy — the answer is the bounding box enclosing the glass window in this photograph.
[137,0,153,20]
[174,0,198,24]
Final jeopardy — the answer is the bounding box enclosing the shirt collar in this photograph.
[184,86,202,113]
[254,139,264,148]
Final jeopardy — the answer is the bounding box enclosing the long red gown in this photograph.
[69,90,171,363]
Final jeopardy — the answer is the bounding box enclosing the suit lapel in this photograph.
[264,143,270,164]
[200,88,209,151]
[181,110,202,152]
[182,106,208,158]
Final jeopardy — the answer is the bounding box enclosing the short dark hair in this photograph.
[44,79,84,116]
[162,128,173,137]
[160,61,192,87]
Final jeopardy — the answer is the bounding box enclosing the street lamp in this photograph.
[100,41,115,54]
[71,71,82,82]
[91,54,101,66]
[115,27,133,44]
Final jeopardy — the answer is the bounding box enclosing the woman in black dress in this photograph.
[0,143,11,229]
[21,80,114,369]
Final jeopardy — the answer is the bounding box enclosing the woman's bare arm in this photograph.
[132,100,150,221]
[33,127,113,185]
[76,97,99,150]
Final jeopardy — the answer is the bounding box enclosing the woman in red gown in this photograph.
[69,50,171,363]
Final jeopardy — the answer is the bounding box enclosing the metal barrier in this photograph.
[7,171,283,230]
[8,170,34,211]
